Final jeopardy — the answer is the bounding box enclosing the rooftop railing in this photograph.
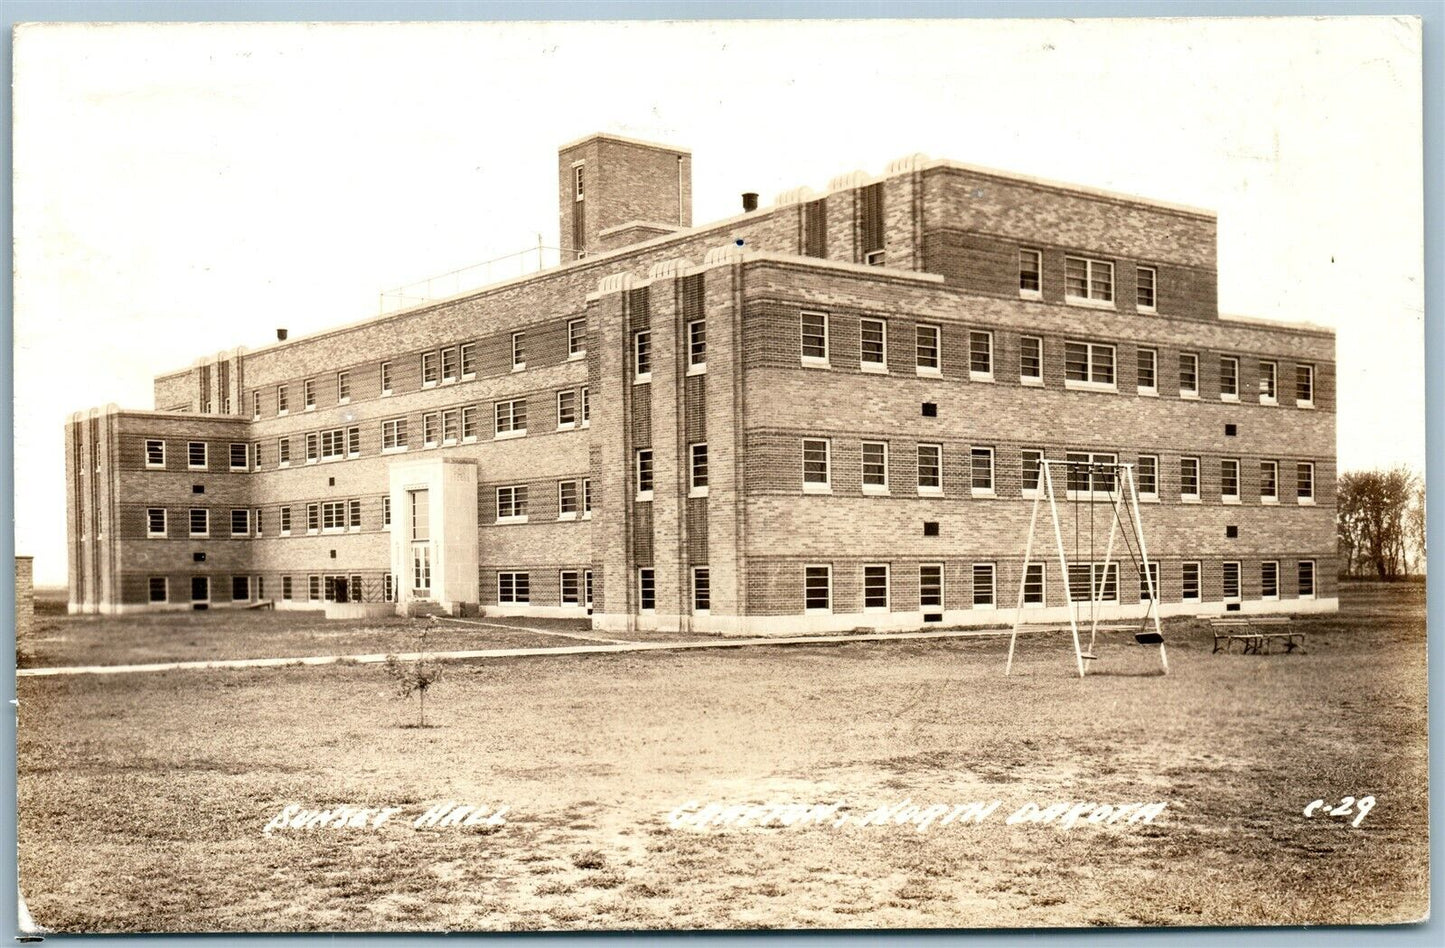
[378,240,586,314]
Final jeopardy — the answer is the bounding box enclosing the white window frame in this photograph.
[1298,560,1317,600]
[1137,454,1159,501]
[1021,448,1044,499]
[146,507,167,538]
[558,480,579,521]
[460,343,477,379]
[1261,561,1280,601]
[381,418,408,454]
[573,163,585,201]
[441,409,459,446]
[229,442,249,472]
[915,323,941,377]
[1259,360,1279,405]
[280,505,292,536]
[861,440,889,495]
[1179,353,1199,399]
[1064,340,1117,391]
[692,566,711,615]
[916,442,943,496]
[802,438,831,494]
[276,384,289,416]
[1222,560,1242,604]
[1220,356,1240,402]
[580,386,590,428]
[187,441,208,471]
[1261,460,1279,504]
[251,390,261,420]
[1221,458,1241,504]
[231,507,250,537]
[379,361,393,396]
[633,330,652,383]
[637,568,656,613]
[303,378,316,410]
[1182,561,1202,603]
[1023,562,1046,607]
[496,485,529,524]
[1064,255,1115,307]
[560,569,581,607]
[1297,461,1315,505]
[462,406,479,443]
[582,478,592,520]
[336,370,351,404]
[800,311,830,367]
[687,319,707,375]
[557,390,577,430]
[440,347,458,384]
[494,399,527,439]
[1018,248,1043,300]
[970,446,995,497]
[145,439,166,470]
[804,564,833,614]
[968,330,994,382]
[636,449,654,501]
[919,563,945,611]
[1064,451,1119,502]
[690,442,708,498]
[972,563,997,610]
[511,331,527,372]
[1020,335,1043,386]
[189,507,209,538]
[859,317,888,373]
[568,318,587,360]
[1136,265,1157,313]
[1137,347,1158,396]
[862,564,891,613]
[499,571,531,605]
[1180,456,1201,502]
[1296,363,1315,409]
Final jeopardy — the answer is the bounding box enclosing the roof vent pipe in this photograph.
[276,328,288,341]
[742,192,759,212]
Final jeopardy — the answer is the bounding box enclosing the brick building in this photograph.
[65,132,1337,632]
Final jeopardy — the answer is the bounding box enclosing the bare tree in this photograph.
[1336,466,1419,579]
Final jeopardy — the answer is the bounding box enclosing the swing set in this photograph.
[1005,458,1167,678]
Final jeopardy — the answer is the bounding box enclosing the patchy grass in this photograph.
[16,582,1428,931]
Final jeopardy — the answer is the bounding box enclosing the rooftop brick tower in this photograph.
[558,133,692,257]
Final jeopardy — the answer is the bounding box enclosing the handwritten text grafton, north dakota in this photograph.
[262,801,508,836]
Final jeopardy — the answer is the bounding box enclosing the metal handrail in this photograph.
[378,239,587,314]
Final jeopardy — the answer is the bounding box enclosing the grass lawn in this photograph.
[16,582,1428,931]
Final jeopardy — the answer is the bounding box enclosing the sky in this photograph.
[11,17,1425,587]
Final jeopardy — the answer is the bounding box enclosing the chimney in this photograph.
[742,192,759,213]
[276,328,288,341]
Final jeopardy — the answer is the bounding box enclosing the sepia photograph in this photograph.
[10,12,1431,933]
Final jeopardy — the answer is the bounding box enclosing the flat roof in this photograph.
[558,131,692,154]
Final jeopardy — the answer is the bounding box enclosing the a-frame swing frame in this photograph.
[1005,459,1168,678]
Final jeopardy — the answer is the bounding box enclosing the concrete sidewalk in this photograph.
[15,627,1011,678]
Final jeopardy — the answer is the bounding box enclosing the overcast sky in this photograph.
[12,16,1424,586]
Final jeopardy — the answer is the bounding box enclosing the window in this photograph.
[307,503,320,534]
[1262,561,1279,600]
[348,499,361,530]
[280,506,292,535]
[422,351,438,387]
[1023,563,1045,606]
[692,567,711,613]
[863,565,890,611]
[441,409,459,445]
[409,489,429,542]
[690,443,708,496]
[558,480,579,520]
[1066,452,1118,498]
[337,370,351,403]
[511,331,526,371]
[1299,560,1316,599]
[803,198,827,257]
[1138,562,1160,601]
[350,427,364,458]
[1296,364,1315,407]
[561,570,581,606]
[499,572,531,605]
[1261,460,1279,503]
[1136,266,1157,312]
[189,508,208,537]
[916,324,940,375]
[1137,455,1158,499]
[971,447,994,495]
[1020,336,1043,384]
[1019,249,1042,297]
[1067,563,1118,603]
[249,389,261,420]
[145,439,166,469]
[1064,341,1115,388]
[804,565,832,612]
[1065,255,1114,304]
[1259,360,1278,404]
[583,478,593,517]
[1022,449,1044,496]
[638,568,656,612]
[568,319,587,359]
[495,399,527,437]
[146,508,166,538]
[440,347,457,383]
[584,569,594,609]
[920,565,943,609]
[149,577,167,603]
[1180,457,1200,500]
[1137,347,1157,394]
[972,563,996,608]
[227,443,247,471]
[860,318,887,371]
[969,331,993,380]
[462,406,479,441]
[861,441,888,493]
[1222,561,1241,602]
[557,391,577,429]
[1182,562,1201,602]
[860,182,885,264]
[380,362,393,396]
[320,428,348,461]
[230,508,249,536]
[634,330,652,382]
[688,319,707,372]
[801,311,829,364]
[276,384,289,415]
[1221,459,1241,502]
[1220,356,1239,400]
[917,443,942,494]
[382,418,408,452]
[574,163,585,201]
[497,485,529,523]
[581,387,590,427]
[382,496,391,528]
[303,378,316,410]
[460,343,476,378]
[802,439,830,493]
[636,449,655,499]
[1179,353,1199,397]
[321,501,346,532]
[1297,462,1315,503]
[279,576,293,602]
[188,441,207,470]
[232,576,250,602]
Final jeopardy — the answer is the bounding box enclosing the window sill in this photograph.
[147,533,166,540]
[380,391,393,398]
[1138,306,1158,316]
[1180,391,1200,400]
[557,423,576,432]
[1221,394,1239,403]
[636,491,654,503]
[462,373,477,381]
[1065,380,1117,393]
[280,531,291,537]
[581,421,590,429]
[558,513,577,522]
[512,363,527,373]
[1141,493,1159,503]
[423,443,439,450]
[581,512,592,520]
[1262,497,1279,505]
[635,374,652,385]
[277,409,289,417]
[802,484,832,495]
[804,608,834,615]
[1181,495,1201,504]
[569,352,586,362]
[1260,397,1278,407]
[1297,400,1315,410]
[1023,490,1042,500]
[971,489,997,498]
[1297,498,1316,506]
[1223,497,1241,505]
[1262,595,1280,602]
[441,378,457,386]
[230,467,248,473]
[917,487,944,497]
[338,397,351,406]
[863,606,891,614]
[1065,296,1116,311]
[801,358,831,369]
[862,485,890,496]
[970,372,995,383]
[146,464,166,470]
[188,466,207,472]
[1299,594,1317,601]
[497,515,529,525]
[304,406,316,412]
[1019,289,1043,301]
[1020,377,1043,387]
[689,487,709,499]
[687,364,707,376]
[972,603,998,611]
[381,447,408,455]
[1138,387,1158,397]
[861,363,889,375]
[494,430,526,441]
[916,366,942,378]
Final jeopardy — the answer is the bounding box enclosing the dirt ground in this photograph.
[15,582,1429,931]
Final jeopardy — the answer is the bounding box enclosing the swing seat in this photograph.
[1134,631,1165,645]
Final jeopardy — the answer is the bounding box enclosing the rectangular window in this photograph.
[337,370,351,403]
[442,409,459,445]
[557,391,577,429]
[346,426,360,457]
[560,570,581,606]
[188,441,207,470]
[145,439,166,468]
[1261,460,1279,502]
[861,441,888,493]
[972,563,996,608]
[1022,449,1044,496]
[583,478,593,516]
[860,318,887,371]
[1020,335,1042,384]
[309,575,320,601]
[409,489,429,541]
[919,564,943,609]
[1023,563,1045,606]
[380,362,393,396]
[252,442,262,469]
[440,347,457,383]
[558,480,579,519]
[690,443,709,495]
[1221,459,1241,501]
[512,331,526,371]
[1066,452,1118,497]
[348,499,361,530]
[1139,562,1160,601]
[581,387,590,426]
[863,564,890,611]
[421,351,438,386]
[1296,364,1315,407]
[149,577,168,603]
[1179,353,1199,397]
[568,319,587,359]
[251,390,261,420]
[232,576,250,602]
[495,399,527,437]
[230,508,249,536]
[499,572,531,605]
[971,446,994,494]
[460,343,476,378]
[803,198,827,258]
[1259,360,1278,404]
[382,418,408,452]
[1137,455,1158,499]
[147,508,166,537]
[321,501,346,532]
[189,507,208,537]
[1180,457,1200,500]
[638,568,656,612]
[1262,561,1279,600]
[916,324,940,374]
[282,576,294,601]
[969,331,993,380]
[1019,248,1042,296]
[917,443,942,494]
[382,496,391,528]
[634,330,652,381]
[1220,356,1239,400]
[319,428,347,460]
[1067,563,1118,603]
[636,449,654,499]
[276,384,289,414]
[1182,562,1201,602]
[802,439,830,492]
[1136,266,1157,312]
[692,567,711,613]
[860,182,884,264]
[274,437,288,467]
[280,506,292,535]
[304,378,316,409]
[497,485,529,522]
[1064,341,1115,388]
[1065,255,1114,303]
[1222,561,1241,602]
[307,503,320,534]
[1297,462,1315,503]
[688,319,707,372]
[1137,347,1157,394]
[574,164,585,201]
[1299,560,1316,599]
[800,311,829,364]
[804,565,832,612]
[462,406,478,441]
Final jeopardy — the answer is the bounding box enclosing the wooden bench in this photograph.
[1206,615,1303,654]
